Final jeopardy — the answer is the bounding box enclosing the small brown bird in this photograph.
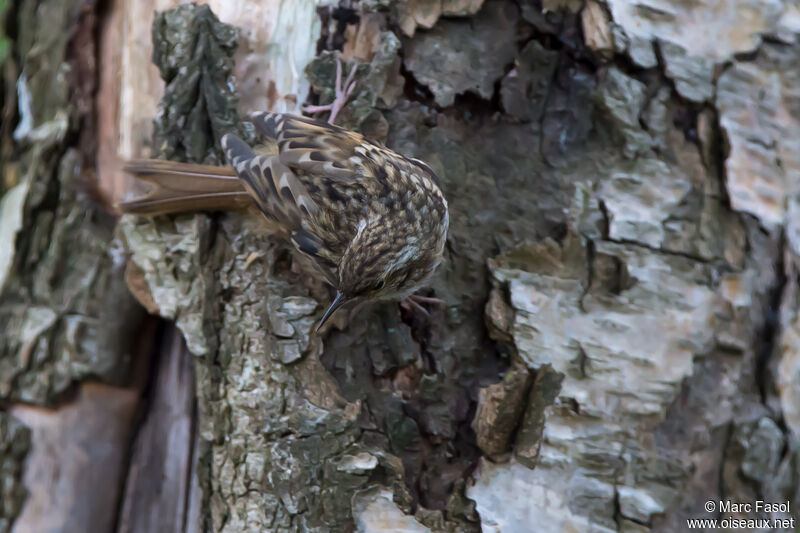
[121,113,449,330]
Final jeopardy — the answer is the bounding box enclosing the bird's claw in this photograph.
[303,58,357,125]
[400,294,447,318]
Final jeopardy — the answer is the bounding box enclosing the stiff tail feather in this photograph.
[118,159,252,216]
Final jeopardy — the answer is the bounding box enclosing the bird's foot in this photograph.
[400,294,447,318]
[303,58,357,125]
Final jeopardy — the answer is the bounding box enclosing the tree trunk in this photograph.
[1,0,799,532]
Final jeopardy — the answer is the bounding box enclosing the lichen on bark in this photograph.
[151,4,250,165]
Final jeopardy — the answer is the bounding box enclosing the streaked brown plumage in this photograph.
[121,113,449,329]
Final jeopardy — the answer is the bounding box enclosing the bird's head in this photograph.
[316,216,445,330]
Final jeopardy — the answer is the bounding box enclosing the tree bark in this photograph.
[0,1,143,531]
[1,0,799,532]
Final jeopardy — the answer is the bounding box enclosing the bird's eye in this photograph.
[374,280,386,291]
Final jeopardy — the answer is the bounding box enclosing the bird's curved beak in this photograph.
[316,292,348,332]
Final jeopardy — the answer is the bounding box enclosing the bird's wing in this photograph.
[252,112,444,195]
[222,133,319,226]
[251,112,374,182]
[221,132,338,285]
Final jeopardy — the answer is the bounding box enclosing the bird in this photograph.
[120,112,449,331]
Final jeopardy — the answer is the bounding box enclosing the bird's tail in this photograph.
[118,159,252,216]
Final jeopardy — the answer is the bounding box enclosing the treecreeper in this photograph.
[120,113,449,330]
